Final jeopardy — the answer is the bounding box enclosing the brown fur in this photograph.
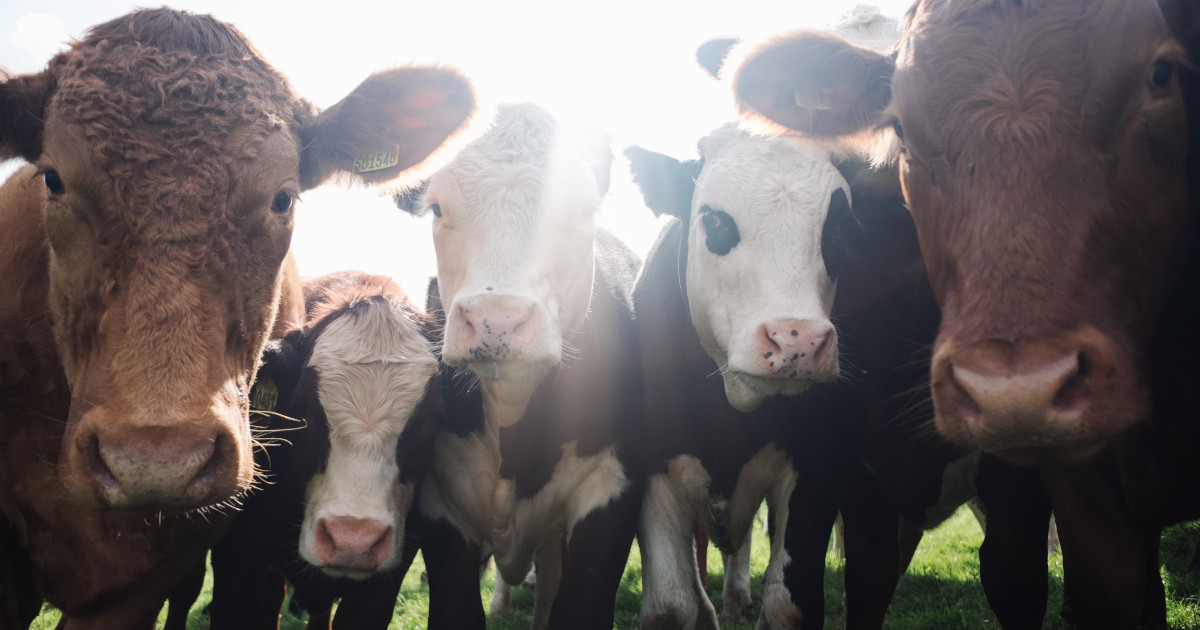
[0,7,474,627]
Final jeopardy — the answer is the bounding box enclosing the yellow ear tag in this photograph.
[352,146,402,173]
[794,89,834,110]
[250,377,279,411]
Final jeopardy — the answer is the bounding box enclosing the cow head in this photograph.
[256,273,442,578]
[626,125,848,412]
[0,8,474,510]
[729,0,1196,460]
[407,103,612,426]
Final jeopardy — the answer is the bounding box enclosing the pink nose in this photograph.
[313,516,394,571]
[933,340,1090,451]
[755,318,837,380]
[74,423,236,511]
[449,295,540,361]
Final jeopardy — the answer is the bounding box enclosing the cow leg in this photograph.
[209,530,278,630]
[489,574,514,615]
[897,519,924,577]
[696,523,709,589]
[720,534,754,624]
[330,573,406,630]
[839,465,905,630]
[162,557,206,630]
[549,477,642,630]
[638,474,718,630]
[419,515,485,630]
[976,456,1051,629]
[0,519,40,630]
[1041,462,1153,630]
[763,470,810,630]
[531,525,566,630]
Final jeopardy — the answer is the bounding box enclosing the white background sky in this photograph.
[2,0,909,301]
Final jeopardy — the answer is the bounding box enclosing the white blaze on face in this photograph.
[424,104,607,425]
[297,298,438,579]
[686,126,846,412]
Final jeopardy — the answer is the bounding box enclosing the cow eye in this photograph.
[44,170,65,196]
[430,203,443,218]
[699,205,740,256]
[271,191,294,214]
[1149,60,1174,89]
[891,120,905,142]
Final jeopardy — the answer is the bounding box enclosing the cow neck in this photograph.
[482,379,536,428]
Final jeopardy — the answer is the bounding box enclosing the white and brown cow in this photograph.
[403,103,644,630]
[209,271,442,628]
[0,8,474,627]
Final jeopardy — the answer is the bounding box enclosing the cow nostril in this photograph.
[1051,352,1087,411]
[82,434,121,496]
[370,526,394,564]
[759,326,784,358]
[315,519,336,559]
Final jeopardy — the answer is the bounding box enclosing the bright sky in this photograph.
[2,0,910,302]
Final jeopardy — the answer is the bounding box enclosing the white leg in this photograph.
[720,532,754,623]
[489,572,514,615]
[639,473,718,630]
[530,525,564,630]
[757,473,802,630]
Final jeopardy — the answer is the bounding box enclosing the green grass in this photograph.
[30,507,1200,629]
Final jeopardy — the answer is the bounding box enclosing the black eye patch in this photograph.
[699,205,740,255]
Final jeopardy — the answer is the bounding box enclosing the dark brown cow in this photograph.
[728,0,1195,461]
[209,271,442,629]
[728,0,1200,626]
[0,8,474,628]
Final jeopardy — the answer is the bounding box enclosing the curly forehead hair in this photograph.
[45,8,317,242]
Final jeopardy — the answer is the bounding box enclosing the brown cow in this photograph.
[0,8,474,628]
[727,0,1195,461]
[728,0,1200,626]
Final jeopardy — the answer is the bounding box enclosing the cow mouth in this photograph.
[983,440,1106,466]
[721,370,825,413]
[464,358,554,384]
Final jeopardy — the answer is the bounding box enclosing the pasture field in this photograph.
[30,506,1200,629]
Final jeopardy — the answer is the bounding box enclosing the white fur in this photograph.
[297,299,438,578]
[687,125,846,412]
[422,104,607,426]
[419,432,629,588]
[639,445,796,629]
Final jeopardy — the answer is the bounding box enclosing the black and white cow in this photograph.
[208,271,442,628]
[405,103,645,630]
[627,123,846,629]
[626,10,1047,624]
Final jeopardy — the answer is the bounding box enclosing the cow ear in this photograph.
[0,71,54,162]
[696,38,738,79]
[624,145,701,220]
[298,66,476,190]
[424,276,446,329]
[730,30,894,137]
[835,159,903,199]
[393,179,429,215]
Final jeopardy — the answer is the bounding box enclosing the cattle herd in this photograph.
[0,1,1196,629]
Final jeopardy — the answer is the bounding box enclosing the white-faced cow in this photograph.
[403,103,644,630]
[626,124,844,629]
[728,0,1200,626]
[208,271,443,628]
[0,8,474,627]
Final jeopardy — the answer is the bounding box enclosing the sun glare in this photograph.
[2,0,912,303]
